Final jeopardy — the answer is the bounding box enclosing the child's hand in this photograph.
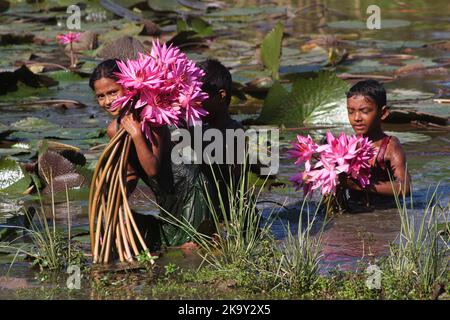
[121,114,142,140]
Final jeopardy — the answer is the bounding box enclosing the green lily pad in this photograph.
[0,157,31,194]
[177,17,213,37]
[384,131,432,144]
[206,6,287,17]
[0,148,30,157]
[99,23,144,44]
[10,117,58,132]
[388,89,435,101]
[327,19,410,30]
[10,127,104,143]
[147,0,187,12]
[47,71,84,82]
[257,71,349,126]
[261,22,284,80]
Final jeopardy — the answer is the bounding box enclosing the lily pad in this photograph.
[146,0,193,12]
[10,117,58,132]
[384,131,431,144]
[99,23,144,44]
[327,19,411,30]
[0,157,31,194]
[257,71,349,126]
[177,17,213,37]
[47,71,84,82]
[0,148,30,157]
[206,6,287,17]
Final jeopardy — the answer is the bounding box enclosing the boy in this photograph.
[196,59,246,218]
[344,80,411,206]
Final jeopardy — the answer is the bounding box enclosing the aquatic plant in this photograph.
[112,39,208,137]
[56,32,81,69]
[0,183,85,272]
[149,157,273,269]
[381,185,449,298]
[289,131,376,214]
[276,201,325,292]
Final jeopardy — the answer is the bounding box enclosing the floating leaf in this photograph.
[0,157,31,194]
[176,17,213,37]
[47,71,84,82]
[327,19,410,30]
[10,117,58,132]
[261,22,284,80]
[99,23,144,44]
[147,0,186,12]
[257,72,349,126]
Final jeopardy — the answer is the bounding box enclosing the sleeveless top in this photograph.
[348,135,395,208]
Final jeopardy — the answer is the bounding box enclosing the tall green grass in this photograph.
[276,200,326,291]
[147,156,327,292]
[381,184,449,298]
[0,181,85,272]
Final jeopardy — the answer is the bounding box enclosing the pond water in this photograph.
[0,0,449,296]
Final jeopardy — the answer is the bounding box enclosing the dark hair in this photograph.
[346,79,386,110]
[197,59,232,106]
[89,59,120,90]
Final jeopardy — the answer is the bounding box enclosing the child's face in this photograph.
[347,95,384,136]
[202,89,227,122]
[94,77,124,117]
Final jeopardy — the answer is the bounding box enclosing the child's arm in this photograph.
[121,114,165,178]
[345,137,411,196]
[371,137,411,196]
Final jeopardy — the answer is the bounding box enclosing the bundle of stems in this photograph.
[89,128,149,263]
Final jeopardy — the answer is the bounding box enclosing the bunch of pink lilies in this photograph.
[111,39,208,141]
[289,132,376,196]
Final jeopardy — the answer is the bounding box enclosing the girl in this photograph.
[89,59,212,252]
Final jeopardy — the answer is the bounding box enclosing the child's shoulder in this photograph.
[106,118,118,138]
[385,135,406,160]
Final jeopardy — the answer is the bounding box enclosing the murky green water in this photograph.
[0,0,449,297]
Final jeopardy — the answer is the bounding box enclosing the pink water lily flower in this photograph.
[57,32,81,45]
[288,134,318,165]
[115,54,163,92]
[288,131,376,196]
[111,40,209,139]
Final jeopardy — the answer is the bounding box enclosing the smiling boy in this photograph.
[345,80,411,206]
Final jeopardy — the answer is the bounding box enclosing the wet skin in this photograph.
[346,95,411,196]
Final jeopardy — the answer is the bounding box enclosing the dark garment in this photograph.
[118,119,212,248]
[144,162,213,246]
[198,121,247,220]
[348,135,396,209]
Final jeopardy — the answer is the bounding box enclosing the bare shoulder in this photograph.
[106,119,118,139]
[386,136,406,161]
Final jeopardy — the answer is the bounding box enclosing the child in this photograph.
[89,59,211,252]
[344,80,411,207]
[196,59,246,218]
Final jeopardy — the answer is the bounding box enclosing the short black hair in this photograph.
[197,59,232,106]
[346,79,386,110]
[89,59,120,90]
